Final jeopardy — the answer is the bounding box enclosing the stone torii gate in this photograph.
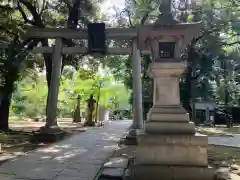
[24,27,146,132]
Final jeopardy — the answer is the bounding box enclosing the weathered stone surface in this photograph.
[131,165,214,180]
[137,134,208,146]
[145,121,195,134]
[101,168,125,179]
[104,157,128,168]
[152,76,181,106]
[135,145,208,166]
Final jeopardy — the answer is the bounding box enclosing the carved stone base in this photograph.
[132,105,211,179]
[136,134,208,166]
[145,121,195,134]
[147,106,189,122]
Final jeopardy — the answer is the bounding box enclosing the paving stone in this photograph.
[0,174,16,180]
[208,135,240,148]
[101,168,125,179]
[104,157,128,168]
[67,163,102,171]
[0,121,131,180]
[14,169,59,180]
[0,154,16,163]
[73,158,104,165]
[53,175,93,180]
[58,168,99,179]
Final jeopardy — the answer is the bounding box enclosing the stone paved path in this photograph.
[0,120,131,180]
[208,134,240,148]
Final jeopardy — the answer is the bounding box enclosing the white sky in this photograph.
[100,0,125,15]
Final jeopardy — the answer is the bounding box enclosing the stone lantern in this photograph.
[130,0,214,180]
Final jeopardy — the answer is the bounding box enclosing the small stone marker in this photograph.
[104,157,128,168]
[231,164,239,171]
[100,157,129,179]
[101,168,125,179]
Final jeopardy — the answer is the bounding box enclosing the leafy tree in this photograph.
[0,0,101,130]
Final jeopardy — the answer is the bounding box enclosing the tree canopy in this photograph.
[0,0,240,130]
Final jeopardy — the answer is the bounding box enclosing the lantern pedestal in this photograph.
[130,62,214,180]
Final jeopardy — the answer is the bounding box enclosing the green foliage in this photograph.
[10,67,129,118]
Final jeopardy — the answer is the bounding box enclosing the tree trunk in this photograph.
[0,93,12,132]
[0,68,16,132]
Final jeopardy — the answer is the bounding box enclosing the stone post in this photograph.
[204,106,211,126]
[73,95,81,123]
[45,38,63,128]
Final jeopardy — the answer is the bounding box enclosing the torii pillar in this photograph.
[39,37,63,134]
[122,39,144,145]
[132,39,144,129]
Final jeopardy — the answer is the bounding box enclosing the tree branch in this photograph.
[62,0,71,9]
[17,1,36,25]
[221,41,240,46]
[140,11,151,25]
[190,23,229,47]
[39,0,47,15]
[120,8,133,27]
[18,0,44,28]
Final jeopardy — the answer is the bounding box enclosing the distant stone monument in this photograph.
[73,95,81,123]
[84,94,96,126]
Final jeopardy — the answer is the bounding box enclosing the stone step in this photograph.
[137,134,208,146]
[120,137,137,146]
[145,121,195,134]
[130,165,214,180]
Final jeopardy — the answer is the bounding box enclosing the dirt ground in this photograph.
[208,145,240,168]
[0,118,85,162]
[1,120,240,179]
